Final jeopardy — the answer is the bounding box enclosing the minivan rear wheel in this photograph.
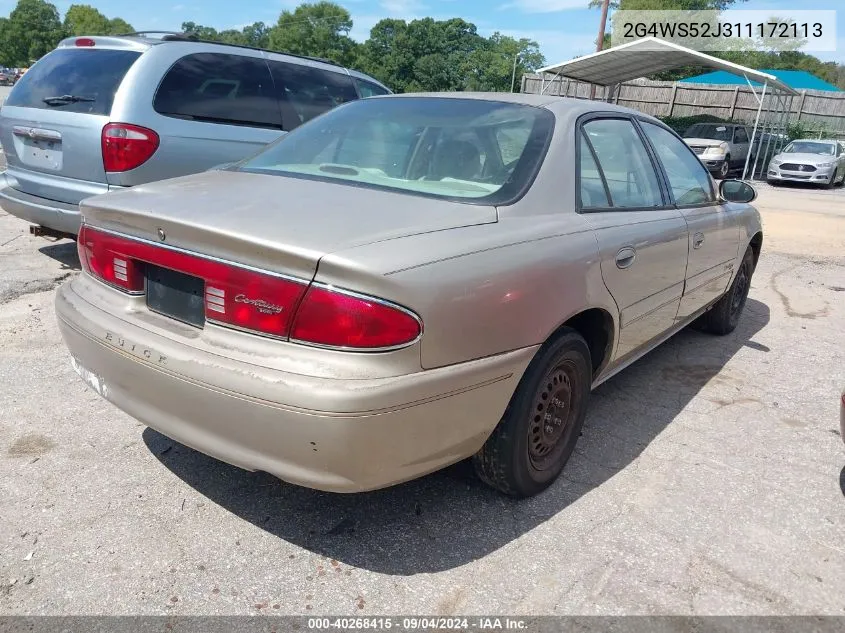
[473,329,591,498]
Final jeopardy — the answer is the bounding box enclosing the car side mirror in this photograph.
[719,179,756,204]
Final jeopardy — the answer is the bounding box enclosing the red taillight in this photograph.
[78,224,144,293]
[101,123,159,172]
[78,226,422,349]
[290,285,421,349]
[75,38,96,47]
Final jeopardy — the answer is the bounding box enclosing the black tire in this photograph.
[473,329,591,498]
[718,156,730,179]
[693,246,755,336]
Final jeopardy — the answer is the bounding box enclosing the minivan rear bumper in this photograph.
[0,174,81,235]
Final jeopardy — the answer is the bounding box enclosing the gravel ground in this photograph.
[0,184,844,616]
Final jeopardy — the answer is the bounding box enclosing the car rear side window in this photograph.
[4,48,141,115]
[153,53,281,129]
[269,61,358,131]
[355,78,390,98]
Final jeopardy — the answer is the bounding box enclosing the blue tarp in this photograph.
[680,69,841,92]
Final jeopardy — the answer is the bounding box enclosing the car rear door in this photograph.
[577,115,689,361]
[639,119,741,320]
[0,45,143,204]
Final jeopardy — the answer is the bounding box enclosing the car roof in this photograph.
[384,92,664,118]
[53,34,390,90]
[790,138,839,144]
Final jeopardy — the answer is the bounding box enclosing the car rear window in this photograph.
[153,53,282,129]
[237,97,554,205]
[4,48,141,115]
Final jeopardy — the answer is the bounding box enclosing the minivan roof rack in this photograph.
[117,31,342,67]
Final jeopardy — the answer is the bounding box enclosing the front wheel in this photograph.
[473,329,592,498]
[693,246,755,335]
[718,157,731,179]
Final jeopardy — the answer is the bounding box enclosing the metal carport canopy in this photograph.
[536,37,797,96]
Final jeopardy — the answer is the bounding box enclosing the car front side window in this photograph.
[640,121,716,206]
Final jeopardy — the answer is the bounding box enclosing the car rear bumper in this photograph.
[0,175,81,235]
[55,278,536,492]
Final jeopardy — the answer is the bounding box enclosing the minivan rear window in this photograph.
[4,48,141,115]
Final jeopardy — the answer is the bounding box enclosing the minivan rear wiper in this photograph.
[42,94,96,106]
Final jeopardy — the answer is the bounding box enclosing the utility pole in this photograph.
[589,0,611,100]
[510,52,520,92]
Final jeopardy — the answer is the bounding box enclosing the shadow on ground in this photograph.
[144,299,770,575]
[39,240,80,270]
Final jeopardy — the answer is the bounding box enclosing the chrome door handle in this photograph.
[615,246,636,269]
[693,232,705,249]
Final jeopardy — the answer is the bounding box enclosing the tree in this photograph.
[241,22,270,48]
[181,21,221,41]
[0,0,65,66]
[268,2,359,65]
[64,4,110,35]
[108,17,134,35]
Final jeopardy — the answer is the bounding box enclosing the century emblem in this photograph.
[234,294,284,315]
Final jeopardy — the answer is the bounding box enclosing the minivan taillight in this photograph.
[76,226,422,349]
[101,123,159,172]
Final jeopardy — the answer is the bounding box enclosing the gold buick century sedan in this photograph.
[56,93,762,497]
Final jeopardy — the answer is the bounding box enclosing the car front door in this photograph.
[639,120,742,321]
[577,116,690,361]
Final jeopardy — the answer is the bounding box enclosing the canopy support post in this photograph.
[743,80,767,181]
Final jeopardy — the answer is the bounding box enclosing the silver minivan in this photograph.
[0,34,390,237]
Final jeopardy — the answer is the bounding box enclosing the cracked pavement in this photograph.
[0,183,844,615]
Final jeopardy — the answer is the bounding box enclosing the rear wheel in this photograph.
[693,246,755,336]
[473,329,591,498]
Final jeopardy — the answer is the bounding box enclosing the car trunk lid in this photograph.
[80,170,497,281]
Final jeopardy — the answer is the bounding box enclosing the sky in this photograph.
[24,0,845,65]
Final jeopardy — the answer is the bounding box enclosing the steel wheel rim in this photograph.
[719,161,729,178]
[527,360,579,471]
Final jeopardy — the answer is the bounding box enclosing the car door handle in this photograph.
[693,232,705,249]
[615,246,636,269]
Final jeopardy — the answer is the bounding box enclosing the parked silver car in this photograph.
[56,94,762,497]
[767,139,845,188]
[0,34,389,238]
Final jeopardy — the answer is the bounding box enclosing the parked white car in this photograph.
[767,139,845,188]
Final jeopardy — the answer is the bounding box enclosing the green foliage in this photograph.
[658,113,728,134]
[356,17,544,93]
[0,0,64,66]
[64,4,133,36]
[268,2,358,65]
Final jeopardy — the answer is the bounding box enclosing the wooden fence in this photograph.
[521,74,845,138]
